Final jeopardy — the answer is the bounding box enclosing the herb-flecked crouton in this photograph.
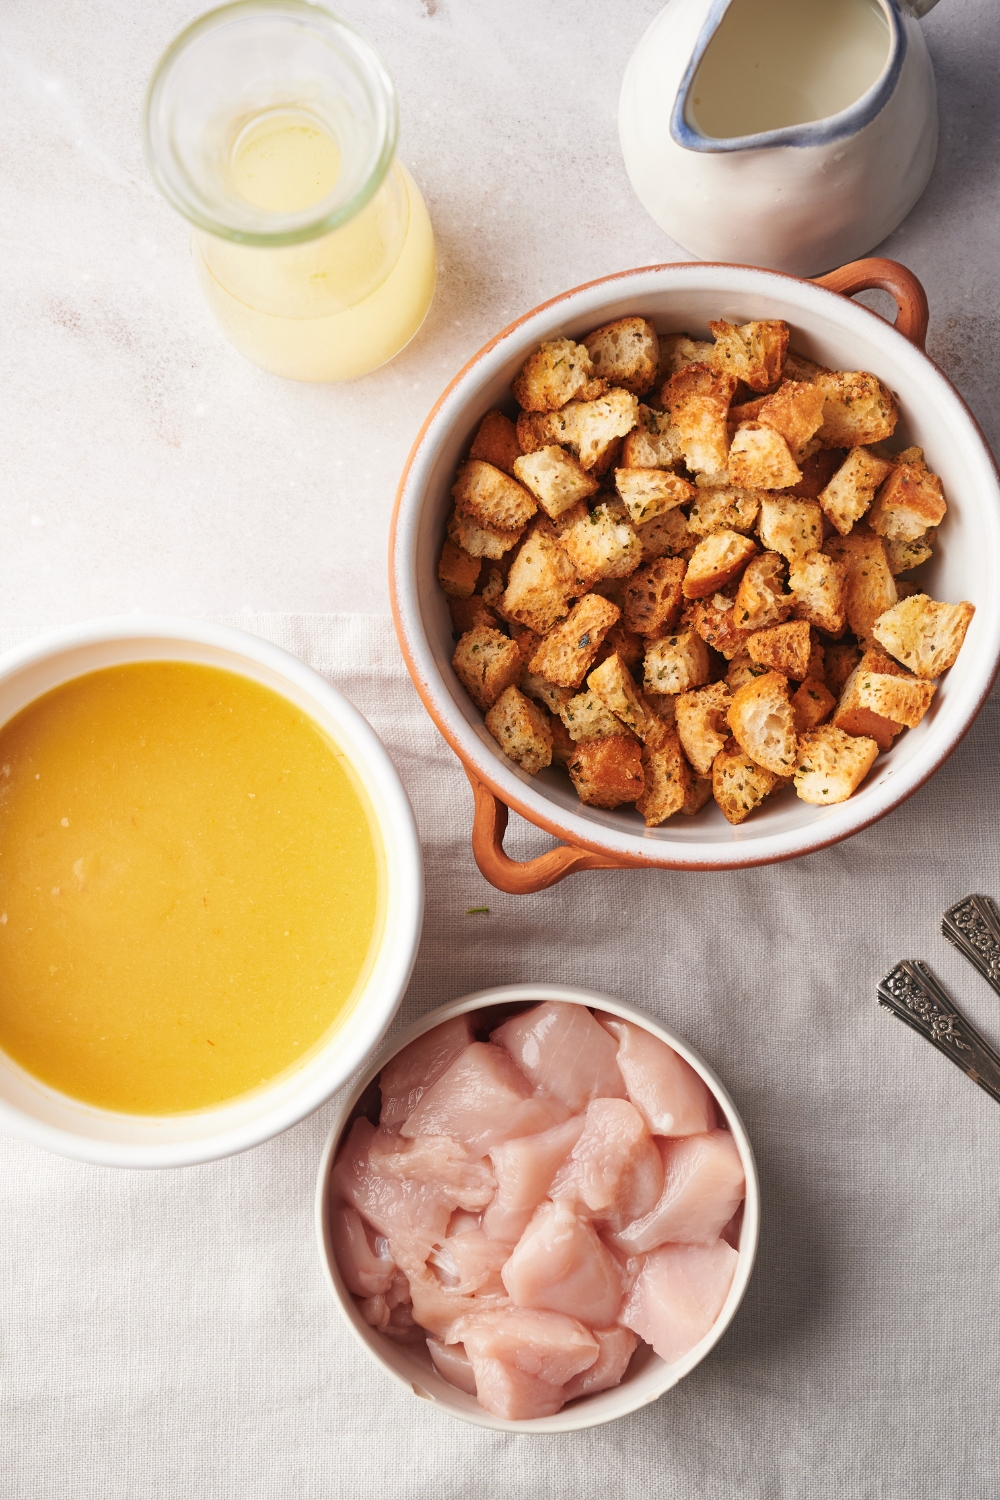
[856,670,936,729]
[728,424,802,490]
[453,460,537,533]
[636,729,693,826]
[513,446,599,519]
[681,773,714,815]
[832,649,906,752]
[747,620,812,680]
[687,486,761,538]
[818,446,893,535]
[793,725,879,805]
[728,671,798,775]
[726,652,770,691]
[790,677,836,733]
[825,642,861,699]
[567,736,644,808]
[659,332,715,379]
[484,686,553,774]
[757,496,822,562]
[634,507,692,561]
[782,349,830,384]
[683,529,758,599]
[884,532,935,576]
[588,653,663,743]
[470,410,522,475]
[712,737,783,824]
[644,630,711,695]
[438,539,482,598]
[583,317,659,394]
[662,364,737,475]
[518,669,574,715]
[868,459,947,541]
[815,371,898,448]
[788,446,846,499]
[614,467,696,524]
[558,499,642,582]
[452,626,523,711]
[449,594,497,637]
[501,520,582,633]
[594,620,644,670]
[447,508,522,560]
[709,319,789,391]
[824,530,898,644]
[527,592,621,688]
[512,337,594,412]
[622,557,686,636]
[787,550,847,636]
[516,389,639,471]
[686,592,752,659]
[872,594,975,678]
[550,715,575,767]
[733,551,791,631]
[752,380,827,461]
[675,681,732,775]
[508,621,541,663]
[559,689,631,743]
[621,405,684,468]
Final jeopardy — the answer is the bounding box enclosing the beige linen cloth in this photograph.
[1,613,999,1500]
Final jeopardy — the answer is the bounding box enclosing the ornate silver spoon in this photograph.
[877,959,1000,1106]
[941,894,1000,998]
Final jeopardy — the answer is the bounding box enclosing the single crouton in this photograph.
[449,594,497,636]
[594,619,644,670]
[868,460,947,541]
[447,508,521,560]
[567,736,644,807]
[788,446,847,500]
[527,592,621,688]
[438,539,482,599]
[815,371,898,448]
[469,410,522,475]
[516,409,556,456]
[576,376,610,402]
[550,715,575,767]
[790,677,836,733]
[615,467,696,525]
[453,459,537,534]
[757,495,823,562]
[832,649,907,751]
[508,621,540,663]
[817,446,893,535]
[683,529,758,599]
[686,592,752,659]
[687,487,761,538]
[481,566,507,608]
[747,620,812,679]
[681,773,713,815]
[787,550,847,636]
[872,594,975,678]
[588,653,663,742]
[884,532,934,575]
[712,737,783,824]
[728,424,801,490]
[583,317,659,394]
[621,405,685,468]
[634,507,692,561]
[644,630,711,695]
[452,626,523,711]
[728,671,798,775]
[753,380,827,461]
[512,446,599,519]
[825,642,861,699]
[675,680,732,775]
[726,651,770,692]
[501,520,582,633]
[636,730,693,826]
[622,556,686,635]
[793,724,879,804]
[857,670,936,729]
[733,551,791,631]
[709,319,790,391]
[659,332,715,379]
[782,349,830,383]
[518,669,574,715]
[824,530,897,644]
[514,389,639,471]
[662,363,737,475]
[559,689,631,743]
[558,499,642,582]
[485,686,553,774]
[512,337,594,412]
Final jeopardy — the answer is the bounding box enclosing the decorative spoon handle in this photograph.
[941,894,1000,998]
[878,960,1000,1106]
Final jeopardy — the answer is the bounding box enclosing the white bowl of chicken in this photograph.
[316,985,759,1431]
[390,257,1000,892]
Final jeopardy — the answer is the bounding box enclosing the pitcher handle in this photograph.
[813,257,929,350]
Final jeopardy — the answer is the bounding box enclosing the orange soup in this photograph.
[0,662,382,1114]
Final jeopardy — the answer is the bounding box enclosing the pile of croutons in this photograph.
[438,314,975,826]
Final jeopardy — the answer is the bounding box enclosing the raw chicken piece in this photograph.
[380,1015,474,1129]
[492,1002,626,1112]
[619,1241,738,1365]
[483,1116,586,1244]
[382,1301,423,1343]
[332,1203,396,1298]
[562,1326,639,1401]
[501,1201,625,1328]
[429,1229,511,1296]
[608,1130,745,1253]
[452,1307,598,1417]
[549,1098,663,1225]
[400,1043,565,1153]
[598,1016,715,1136]
[369,1132,496,1211]
[331,1118,452,1267]
[406,1260,509,1342]
[427,1338,478,1395]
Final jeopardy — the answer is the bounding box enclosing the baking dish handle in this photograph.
[466,767,628,894]
[812,257,929,350]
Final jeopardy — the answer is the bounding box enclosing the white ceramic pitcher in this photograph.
[619,0,941,276]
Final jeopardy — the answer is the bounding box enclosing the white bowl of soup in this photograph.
[0,617,422,1168]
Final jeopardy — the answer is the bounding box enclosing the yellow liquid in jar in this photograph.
[0,662,382,1114]
[231,114,341,212]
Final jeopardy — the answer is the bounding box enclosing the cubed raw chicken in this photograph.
[562,1326,639,1400]
[332,1203,396,1298]
[492,1002,626,1112]
[405,1260,509,1342]
[501,1201,625,1327]
[483,1116,586,1244]
[548,1098,663,1225]
[598,1015,715,1135]
[609,1130,745,1253]
[331,1118,452,1267]
[452,1307,598,1419]
[379,1015,474,1130]
[427,1338,478,1395]
[369,1131,497,1211]
[429,1229,511,1296]
[619,1240,739,1365]
[400,1043,566,1153]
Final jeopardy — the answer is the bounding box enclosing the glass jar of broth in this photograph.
[143,0,436,382]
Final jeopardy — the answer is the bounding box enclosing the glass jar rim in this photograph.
[142,0,399,247]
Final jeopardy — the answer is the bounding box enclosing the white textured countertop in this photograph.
[2,0,997,624]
